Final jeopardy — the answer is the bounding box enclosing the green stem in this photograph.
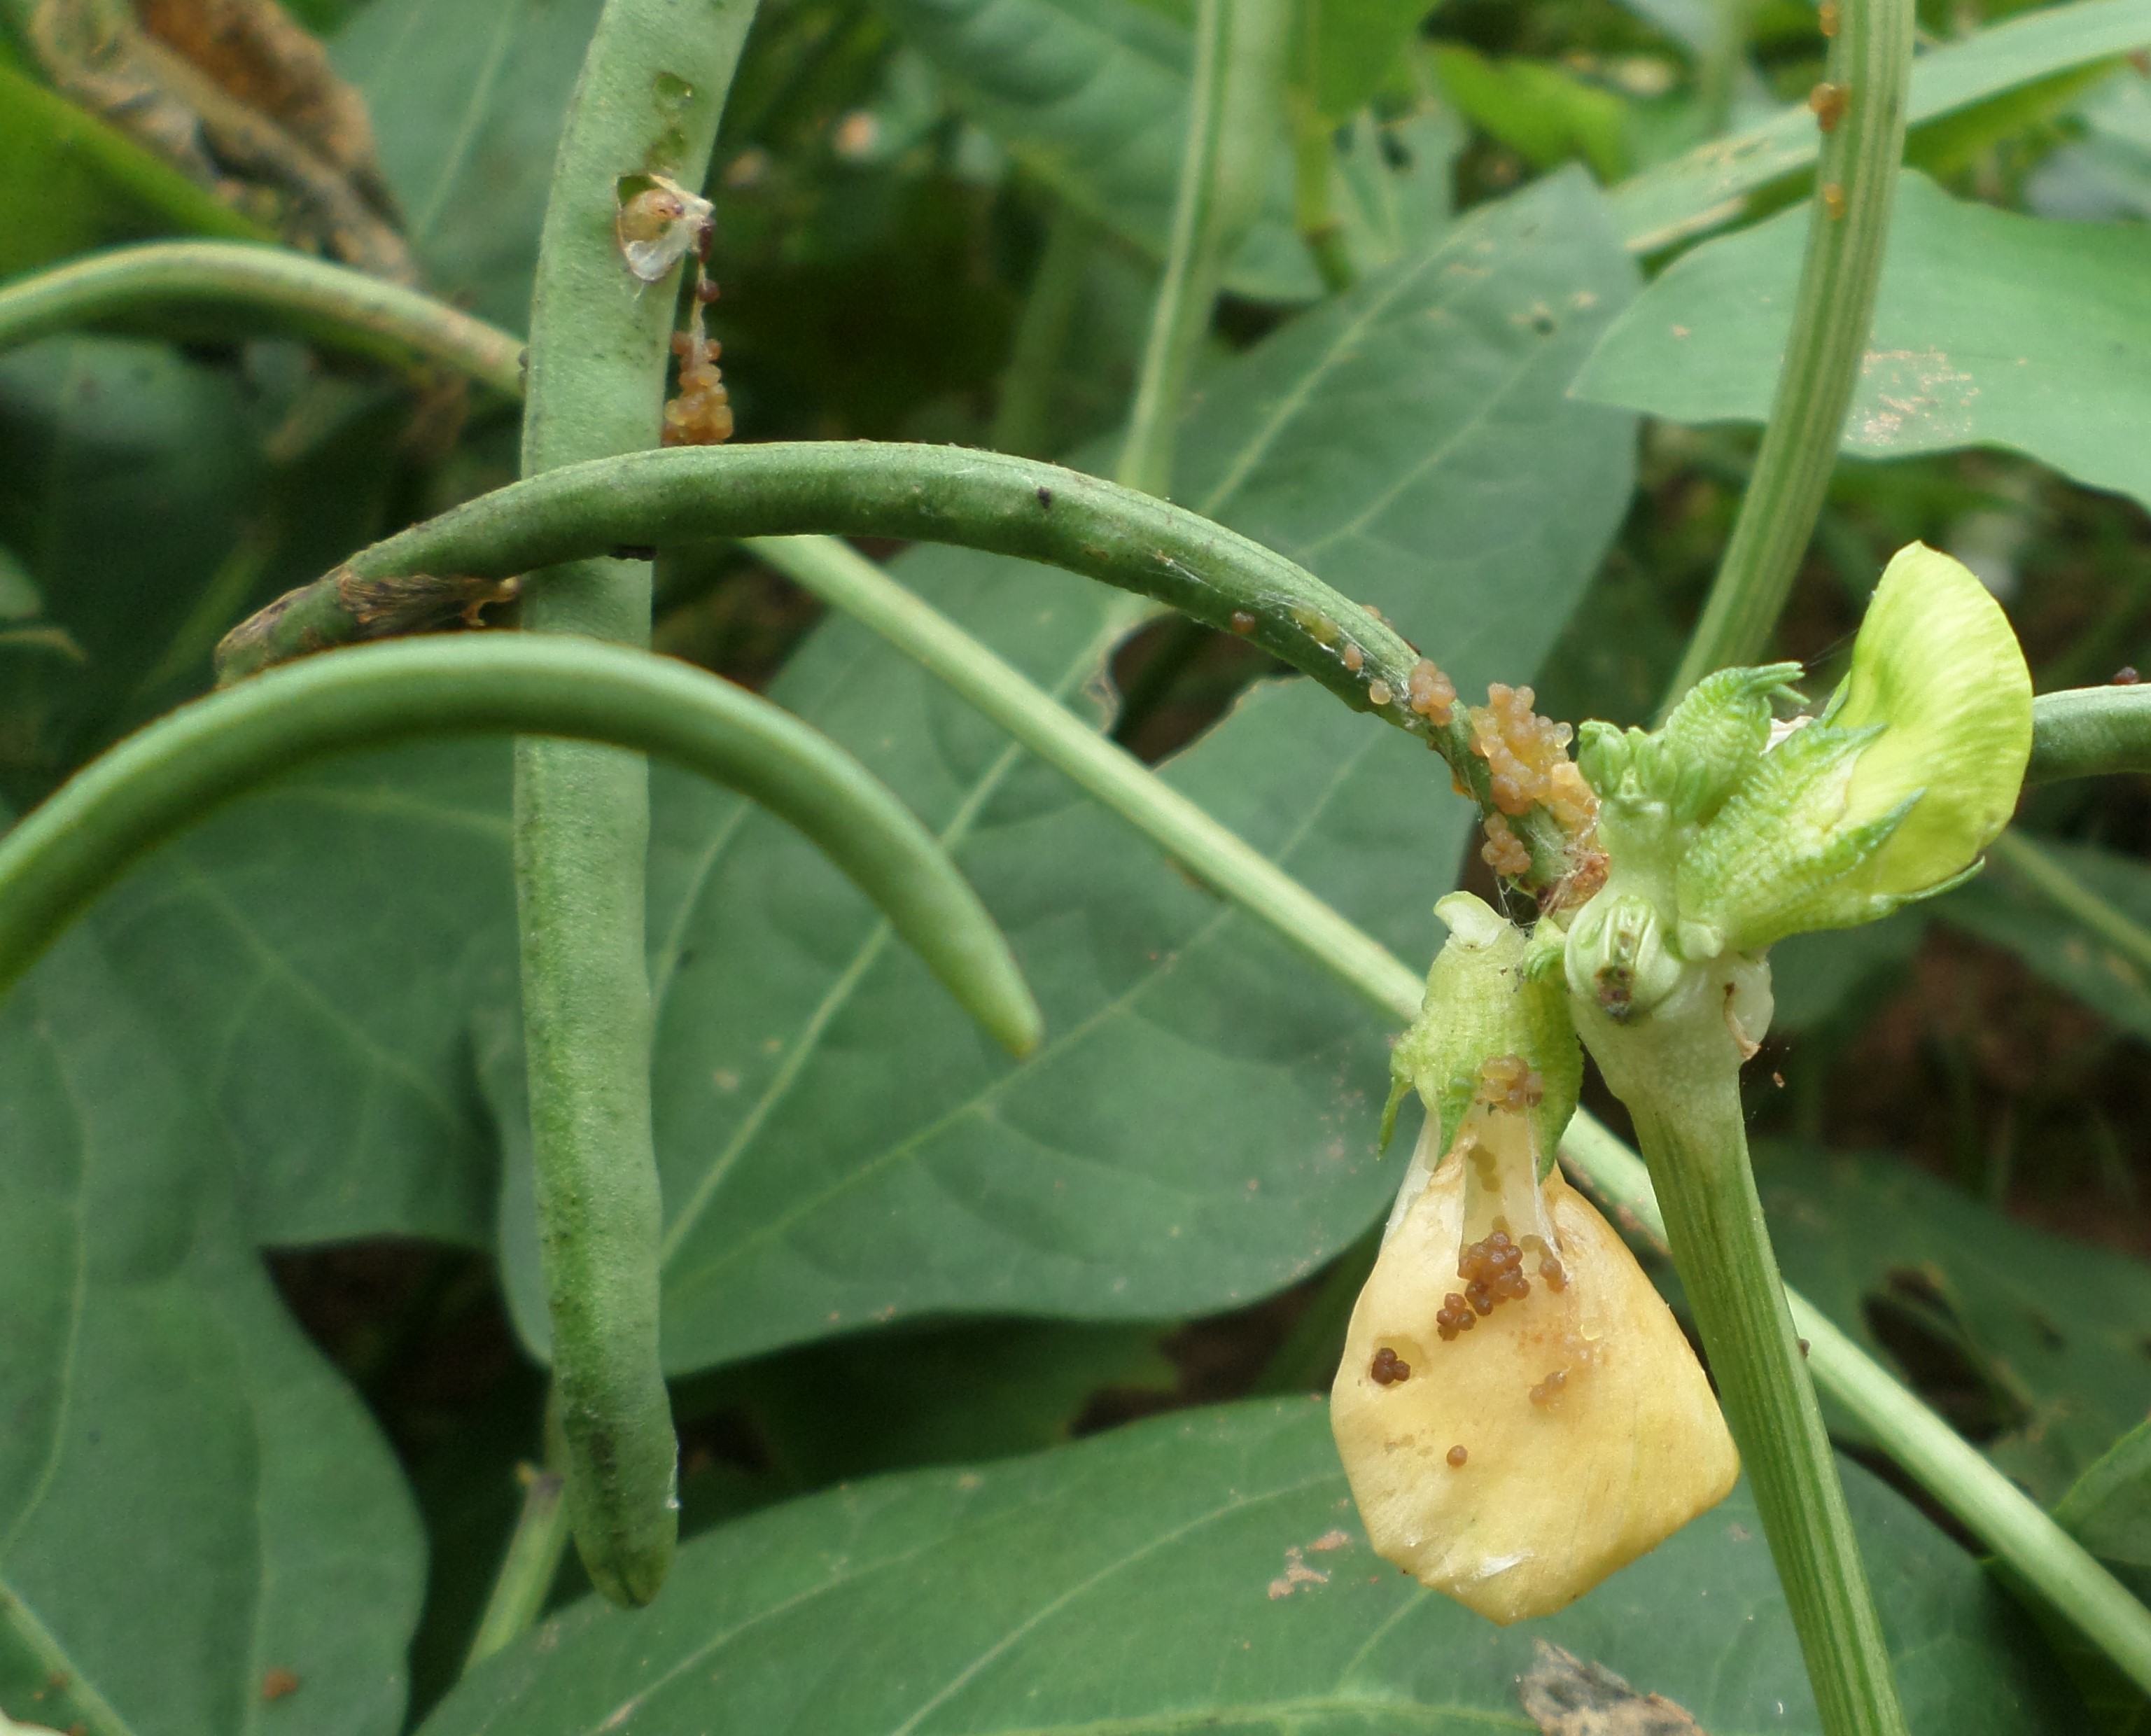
[1697,0,1754,136]
[990,206,1095,459]
[1577,965,1907,1736]
[1989,830,2151,980]
[230,442,1573,884]
[1118,0,1288,496]
[1560,1112,2151,1700]
[748,533,1406,999]
[2026,685,2151,784]
[1289,94,1355,293]
[1660,0,1915,712]
[465,1465,571,1670]
[512,0,759,1606]
[0,241,525,392]
[0,635,1037,1050]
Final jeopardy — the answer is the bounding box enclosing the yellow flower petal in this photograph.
[1331,1138,1738,1624]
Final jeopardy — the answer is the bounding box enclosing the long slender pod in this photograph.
[0,636,1038,1049]
[224,442,1575,883]
[2027,685,2151,783]
[512,0,759,1604]
[0,241,527,392]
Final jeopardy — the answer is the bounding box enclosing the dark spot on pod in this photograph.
[610,544,659,561]
[1446,1445,1469,1467]
[1529,311,1555,335]
[1370,1345,1411,1385]
[1798,1338,1811,1357]
[1230,610,1257,635]
[2115,666,2141,685]
[1036,486,1054,509]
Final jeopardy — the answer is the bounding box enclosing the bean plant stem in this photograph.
[1660,0,1915,710]
[991,208,1095,459]
[464,1466,570,1669]
[1581,973,1908,1736]
[0,241,526,393]
[1119,0,1288,497]
[0,636,1038,1049]
[2025,685,2151,783]
[1990,830,2151,979]
[511,0,758,1606]
[248,442,1574,883]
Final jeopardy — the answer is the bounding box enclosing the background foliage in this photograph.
[6,0,2151,1727]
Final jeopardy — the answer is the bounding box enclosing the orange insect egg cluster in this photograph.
[1808,81,1848,132]
[1407,658,1457,724]
[1466,684,1592,827]
[1527,1368,1569,1407]
[1479,813,1533,878]
[1476,1054,1543,1114]
[1369,1345,1412,1385]
[1819,0,1840,33]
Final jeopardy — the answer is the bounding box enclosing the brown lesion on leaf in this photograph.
[1520,1640,1707,1735]
[22,0,412,279]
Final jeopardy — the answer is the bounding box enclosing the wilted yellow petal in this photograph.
[1331,1136,1738,1624]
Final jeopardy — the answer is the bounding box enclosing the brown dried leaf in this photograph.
[22,0,413,280]
[1518,1641,1707,1736]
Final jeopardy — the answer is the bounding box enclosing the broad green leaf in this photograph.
[581,169,1635,1372]
[1301,0,1434,122]
[94,741,516,1247]
[701,1317,1177,1488]
[1756,1141,2151,1502]
[1608,0,2151,252]
[2056,1417,2151,1568]
[0,337,261,794]
[415,1398,2080,1735]
[875,0,1304,298]
[330,0,605,329]
[1941,836,2151,1050]
[0,929,424,1736]
[1575,174,2151,514]
[1431,46,1631,182]
[0,60,265,281]
[873,0,1318,299]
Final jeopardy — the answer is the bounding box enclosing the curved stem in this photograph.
[226,442,1573,886]
[737,537,2151,1702]
[1660,0,1916,712]
[2027,685,2151,784]
[748,533,1406,1001]
[0,635,1037,1045]
[464,1464,570,1670]
[1989,830,2151,979]
[1119,0,1289,496]
[0,241,526,392]
[511,0,759,1606]
[1577,972,1908,1736]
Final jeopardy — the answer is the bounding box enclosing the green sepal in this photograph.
[1388,891,1583,1178]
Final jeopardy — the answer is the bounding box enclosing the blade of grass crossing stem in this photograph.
[510,0,759,1608]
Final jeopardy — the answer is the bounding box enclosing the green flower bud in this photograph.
[1380,892,1581,1177]
[1677,542,2031,953]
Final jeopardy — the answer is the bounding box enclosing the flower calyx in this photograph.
[1563,542,2032,1025]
